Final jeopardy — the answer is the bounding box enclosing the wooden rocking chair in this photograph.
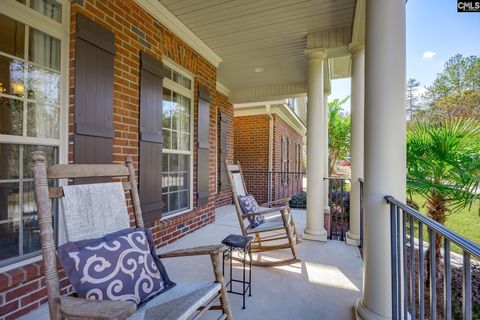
[32,151,233,320]
[225,161,301,267]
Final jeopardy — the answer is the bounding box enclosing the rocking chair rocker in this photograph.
[225,161,301,267]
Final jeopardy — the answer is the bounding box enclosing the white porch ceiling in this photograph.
[158,0,355,102]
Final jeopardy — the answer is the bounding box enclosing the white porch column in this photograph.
[304,49,328,242]
[323,93,330,216]
[355,0,406,319]
[346,45,365,247]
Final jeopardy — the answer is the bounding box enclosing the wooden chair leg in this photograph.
[255,233,262,247]
[290,215,300,243]
[280,209,298,260]
[210,252,233,320]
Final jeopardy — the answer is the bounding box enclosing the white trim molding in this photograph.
[234,102,307,137]
[216,81,230,97]
[134,0,222,68]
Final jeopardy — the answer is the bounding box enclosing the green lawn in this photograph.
[409,193,480,251]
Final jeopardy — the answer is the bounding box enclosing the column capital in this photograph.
[349,43,365,56]
[305,48,326,60]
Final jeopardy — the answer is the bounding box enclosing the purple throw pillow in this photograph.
[58,228,175,305]
[238,193,264,228]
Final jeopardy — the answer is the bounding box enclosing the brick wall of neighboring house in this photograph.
[272,114,305,202]
[0,0,234,318]
[233,115,270,204]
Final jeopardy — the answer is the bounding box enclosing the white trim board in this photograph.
[134,0,222,68]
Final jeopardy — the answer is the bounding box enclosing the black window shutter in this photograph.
[197,85,210,206]
[74,14,115,182]
[139,51,164,226]
[219,112,228,191]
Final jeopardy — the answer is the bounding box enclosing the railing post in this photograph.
[359,178,364,248]
[389,199,399,320]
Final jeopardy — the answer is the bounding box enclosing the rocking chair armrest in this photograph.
[260,198,291,207]
[56,296,136,320]
[242,206,289,218]
[158,244,226,259]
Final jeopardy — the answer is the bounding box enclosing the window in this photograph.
[0,6,65,267]
[295,143,302,177]
[161,62,193,217]
[281,136,289,184]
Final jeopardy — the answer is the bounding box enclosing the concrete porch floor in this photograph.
[21,205,363,320]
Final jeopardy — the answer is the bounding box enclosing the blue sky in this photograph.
[330,0,480,111]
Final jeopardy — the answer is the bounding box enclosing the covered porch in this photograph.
[21,206,363,320]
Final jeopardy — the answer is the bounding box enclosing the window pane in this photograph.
[162,194,169,214]
[162,153,168,172]
[0,55,25,98]
[180,114,190,133]
[0,14,25,59]
[27,102,60,138]
[182,77,191,90]
[22,181,40,255]
[179,190,188,209]
[27,64,61,105]
[172,70,182,86]
[179,133,189,151]
[162,64,172,80]
[30,0,62,23]
[161,174,168,193]
[179,172,188,190]
[171,131,178,150]
[29,28,61,70]
[0,183,20,261]
[0,98,23,136]
[178,154,189,172]
[169,154,179,172]
[169,192,178,212]
[171,111,179,131]
[23,145,57,178]
[173,92,189,114]
[163,129,171,149]
[0,144,20,179]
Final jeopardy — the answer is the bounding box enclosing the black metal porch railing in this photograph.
[359,178,364,249]
[386,196,480,320]
[325,177,351,241]
[241,171,306,205]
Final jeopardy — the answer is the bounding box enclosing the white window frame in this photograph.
[161,58,194,220]
[0,0,70,271]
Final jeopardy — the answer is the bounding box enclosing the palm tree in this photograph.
[407,119,480,263]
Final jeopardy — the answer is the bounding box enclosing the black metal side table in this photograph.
[221,234,253,309]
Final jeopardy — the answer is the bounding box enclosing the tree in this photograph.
[406,78,420,120]
[328,97,350,175]
[420,54,480,121]
[407,119,480,264]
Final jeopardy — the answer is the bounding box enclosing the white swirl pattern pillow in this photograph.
[58,228,174,305]
[238,193,264,228]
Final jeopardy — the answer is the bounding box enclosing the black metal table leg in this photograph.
[242,250,246,309]
[249,243,252,297]
[221,234,254,310]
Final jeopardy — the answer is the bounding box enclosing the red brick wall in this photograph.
[232,113,304,205]
[272,114,304,201]
[233,115,270,203]
[0,0,234,318]
[215,92,234,207]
